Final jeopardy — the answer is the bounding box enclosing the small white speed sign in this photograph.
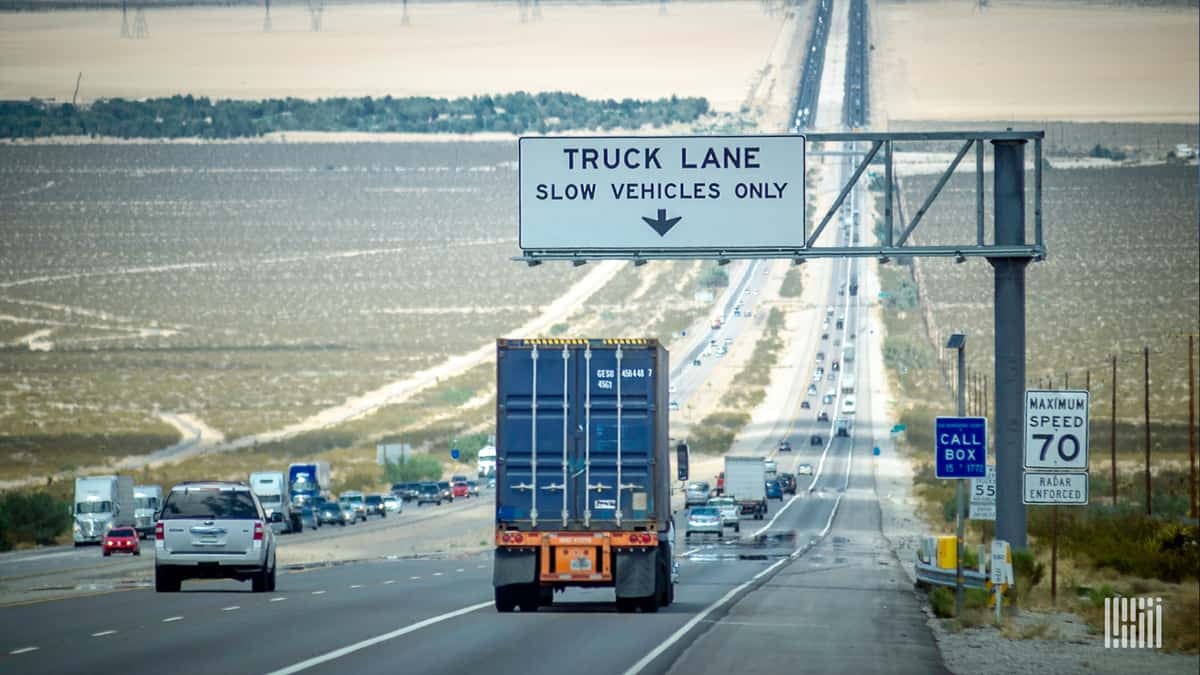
[1024,389,1089,470]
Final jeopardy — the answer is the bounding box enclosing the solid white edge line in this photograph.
[626,485,848,675]
[265,601,493,675]
[751,493,800,537]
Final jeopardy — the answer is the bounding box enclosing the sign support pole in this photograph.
[1051,505,1058,605]
[990,139,1029,550]
[955,343,967,618]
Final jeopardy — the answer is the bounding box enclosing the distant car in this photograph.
[669,384,677,394]
[811,434,823,446]
[765,480,784,501]
[685,506,723,540]
[452,481,470,499]
[693,358,702,366]
[383,495,402,514]
[685,481,712,507]
[338,502,358,525]
[340,491,367,522]
[669,400,680,411]
[777,473,797,495]
[816,351,826,361]
[467,480,479,496]
[821,332,829,340]
[823,393,834,405]
[706,496,741,532]
[364,494,387,518]
[841,396,857,415]
[154,481,279,593]
[299,504,320,530]
[800,400,810,409]
[818,411,830,422]
[438,481,454,503]
[778,439,792,453]
[815,367,825,378]
[831,360,840,371]
[318,502,343,526]
[797,463,814,476]
[417,482,442,506]
[103,527,140,557]
[807,384,818,396]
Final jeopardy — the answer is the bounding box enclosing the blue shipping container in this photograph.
[495,339,670,532]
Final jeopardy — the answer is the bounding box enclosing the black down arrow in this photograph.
[642,208,682,237]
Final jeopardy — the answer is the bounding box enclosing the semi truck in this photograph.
[724,456,767,520]
[287,462,330,509]
[492,338,673,613]
[132,484,163,539]
[73,475,134,546]
[250,471,301,534]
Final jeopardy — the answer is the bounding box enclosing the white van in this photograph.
[841,396,857,416]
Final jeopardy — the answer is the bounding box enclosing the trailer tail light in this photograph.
[500,532,525,545]
[155,522,164,541]
[253,521,264,541]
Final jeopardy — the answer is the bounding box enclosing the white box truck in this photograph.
[132,484,163,539]
[724,456,767,520]
[73,475,134,546]
[250,471,301,534]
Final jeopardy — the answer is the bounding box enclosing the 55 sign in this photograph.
[1024,390,1089,470]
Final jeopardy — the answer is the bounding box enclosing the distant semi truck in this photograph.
[73,475,134,546]
[251,471,301,534]
[493,338,674,613]
[287,462,331,508]
[132,484,163,539]
[724,456,767,519]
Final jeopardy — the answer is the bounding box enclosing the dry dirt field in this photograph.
[871,0,1199,123]
[0,1,788,112]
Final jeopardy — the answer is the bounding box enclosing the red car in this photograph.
[102,527,140,557]
[452,481,470,499]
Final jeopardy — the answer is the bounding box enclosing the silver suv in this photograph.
[154,481,280,593]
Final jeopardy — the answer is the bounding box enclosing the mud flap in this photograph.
[614,549,656,598]
[493,548,537,587]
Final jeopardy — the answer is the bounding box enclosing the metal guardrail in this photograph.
[914,561,990,590]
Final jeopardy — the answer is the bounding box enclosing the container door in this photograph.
[579,346,656,527]
[497,345,572,526]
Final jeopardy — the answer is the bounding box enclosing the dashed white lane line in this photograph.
[162,616,183,623]
[222,606,240,612]
[455,568,464,573]
[92,630,117,637]
[350,585,363,589]
[266,601,494,675]
[9,646,38,655]
[679,547,703,557]
[476,564,487,569]
[270,597,287,602]
[384,580,396,585]
[311,590,326,596]
[432,572,443,577]
[410,576,421,580]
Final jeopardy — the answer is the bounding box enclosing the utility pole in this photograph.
[1190,335,1197,519]
[1144,345,1151,516]
[1112,355,1118,505]
[948,333,967,618]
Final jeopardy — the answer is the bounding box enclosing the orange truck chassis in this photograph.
[496,530,657,584]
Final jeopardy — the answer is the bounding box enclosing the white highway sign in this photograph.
[1023,471,1089,505]
[518,135,806,251]
[1024,389,1089,470]
[970,464,996,521]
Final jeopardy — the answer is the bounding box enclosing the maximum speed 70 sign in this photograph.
[1024,389,1089,470]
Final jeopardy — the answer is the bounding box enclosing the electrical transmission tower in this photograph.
[308,0,324,32]
[132,6,149,39]
[120,0,130,38]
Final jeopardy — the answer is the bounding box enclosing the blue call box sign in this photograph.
[935,416,988,479]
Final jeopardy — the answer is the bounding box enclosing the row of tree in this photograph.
[0,92,710,140]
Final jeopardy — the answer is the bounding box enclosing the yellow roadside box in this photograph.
[936,535,958,569]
